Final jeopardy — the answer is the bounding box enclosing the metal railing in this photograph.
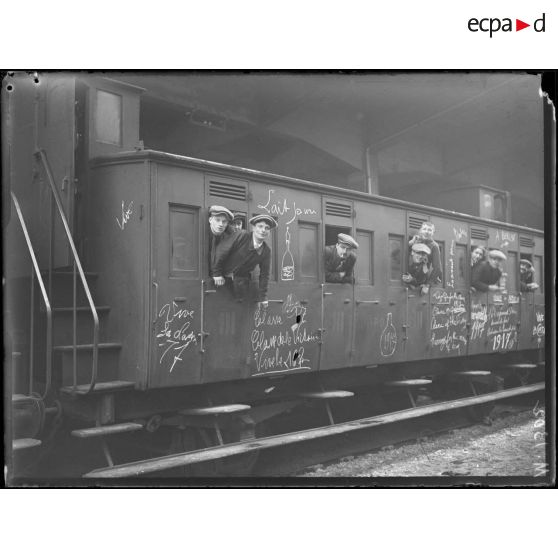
[10,192,52,399]
[36,149,99,394]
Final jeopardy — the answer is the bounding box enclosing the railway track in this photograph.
[83,381,544,480]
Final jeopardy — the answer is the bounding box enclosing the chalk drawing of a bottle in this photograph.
[380,312,397,357]
[281,226,295,281]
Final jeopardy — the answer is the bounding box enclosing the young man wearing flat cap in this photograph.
[471,249,506,292]
[402,243,431,294]
[409,222,442,286]
[324,233,359,284]
[519,258,539,292]
[208,205,241,287]
[215,214,278,307]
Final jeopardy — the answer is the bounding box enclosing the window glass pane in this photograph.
[356,230,373,284]
[506,251,518,292]
[298,223,318,280]
[389,235,403,280]
[95,90,122,145]
[533,255,543,293]
[170,205,199,277]
[455,243,467,286]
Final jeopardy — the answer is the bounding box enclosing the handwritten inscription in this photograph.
[470,302,487,341]
[495,229,516,249]
[116,200,133,230]
[258,189,318,225]
[453,227,467,241]
[487,302,518,351]
[533,310,545,344]
[156,301,198,373]
[448,240,455,289]
[251,294,319,375]
[430,291,467,354]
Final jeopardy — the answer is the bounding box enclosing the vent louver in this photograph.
[209,180,247,201]
[519,236,534,248]
[325,200,352,218]
[470,227,488,240]
[408,216,428,230]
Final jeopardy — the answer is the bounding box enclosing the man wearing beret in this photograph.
[519,258,539,292]
[208,205,241,287]
[216,214,278,307]
[471,249,506,292]
[324,233,359,284]
[402,243,431,294]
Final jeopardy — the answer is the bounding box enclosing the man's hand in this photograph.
[488,284,501,291]
[402,273,412,283]
[338,271,346,278]
[258,300,269,310]
[213,276,225,287]
[527,282,539,291]
[420,285,429,296]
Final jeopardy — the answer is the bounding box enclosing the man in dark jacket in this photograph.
[519,259,539,292]
[402,243,431,294]
[208,205,241,287]
[324,233,359,283]
[471,249,506,292]
[409,222,442,285]
[217,214,277,306]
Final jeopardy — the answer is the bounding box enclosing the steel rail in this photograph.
[36,149,99,394]
[84,381,545,478]
[11,192,52,399]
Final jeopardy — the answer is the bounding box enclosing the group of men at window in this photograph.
[207,207,538,305]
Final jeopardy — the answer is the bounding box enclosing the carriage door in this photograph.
[531,236,545,352]
[352,200,382,367]
[319,197,355,370]
[427,217,469,359]
[468,226,490,355]
[485,226,520,354]
[404,214,433,361]
[150,163,203,388]
[201,175,251,383]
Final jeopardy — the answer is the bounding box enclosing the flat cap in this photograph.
[488,249,507,260]
[249,214,278,229]
[520,259,533,266]
[411,242,431,255]
[232,213,244,222]
[209,205,234,220]
[337,233,358,249]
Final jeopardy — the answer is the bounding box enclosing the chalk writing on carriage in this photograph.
[487,303,518,351]
[116,200,133,230]
[430,290,467,354]
[156,301,198,373]
[251,294,319,375]
[257,189,318,225]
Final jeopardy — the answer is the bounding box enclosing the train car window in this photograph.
[95,90,122,145]
[455,243,468,287]
[355,230,374,284]
[533,255,544,293]
[389,235,403,281]
[169,205,199,278]
[298,222,319,281]
[506,251,518,292]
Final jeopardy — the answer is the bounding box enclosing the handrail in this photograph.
[10,192,53,399]
[36,149,99,394]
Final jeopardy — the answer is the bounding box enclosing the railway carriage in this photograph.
[3,73,546,479]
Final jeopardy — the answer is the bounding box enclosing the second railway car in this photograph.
[4,73,546,479]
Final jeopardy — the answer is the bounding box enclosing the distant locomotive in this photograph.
[4,74,545,479]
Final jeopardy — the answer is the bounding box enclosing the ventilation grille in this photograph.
[519,236,534,248]
[325,200,352,218]
[470,227,488,240]
[408,216,428,230]
[209,180,247,201]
